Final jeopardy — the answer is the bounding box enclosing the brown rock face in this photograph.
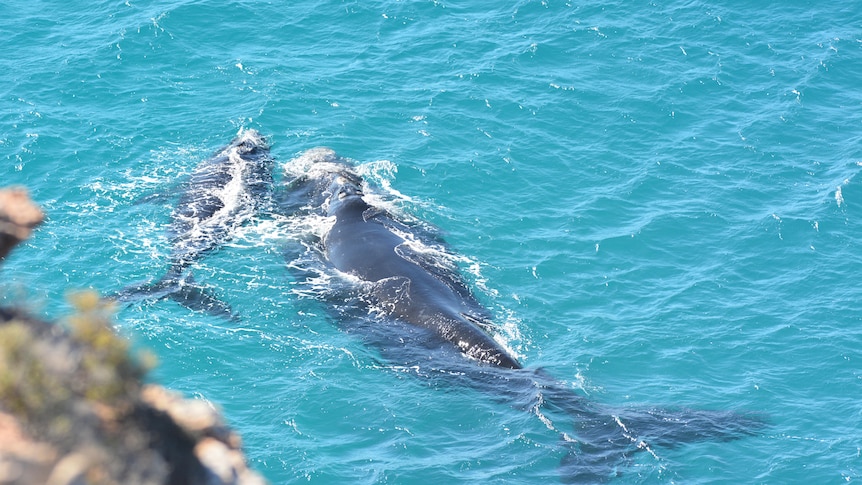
[0,188,44,261]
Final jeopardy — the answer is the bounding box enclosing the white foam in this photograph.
[234,127,266,146]
[283,147,345,180]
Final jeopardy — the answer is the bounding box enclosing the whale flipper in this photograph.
[111,273,237,321]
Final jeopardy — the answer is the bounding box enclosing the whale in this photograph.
[112,129,274,318]
[278,149,765,482]
[324,174,521,369]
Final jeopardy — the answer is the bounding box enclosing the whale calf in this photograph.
[279,149,765,482]
[113,130,274,318]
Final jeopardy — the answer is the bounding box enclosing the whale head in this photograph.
[281,147,366,215]
[229,129,274,197]
[325,175,367,216]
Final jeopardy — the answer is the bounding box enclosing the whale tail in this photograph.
[557,407,766,483]
[610,405,766,447]
[513,371,768,483]
[109,270,237,321]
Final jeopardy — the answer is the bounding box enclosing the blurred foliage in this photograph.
[0,291,145,444]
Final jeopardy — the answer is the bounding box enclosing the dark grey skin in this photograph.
[113,130,274,318]
[324,174,522,369]
[280,151,766,483]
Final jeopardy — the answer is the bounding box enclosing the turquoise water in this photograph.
[3,0,861,482]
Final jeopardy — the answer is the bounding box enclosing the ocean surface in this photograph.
[2,1,861,483]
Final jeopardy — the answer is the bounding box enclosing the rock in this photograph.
[0,411,57,484]
[140,386,263,485]
[0,301,269,485]
[0,188,44,261]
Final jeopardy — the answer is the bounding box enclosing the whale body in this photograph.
[323,174,522,369]
[113,130,274,318]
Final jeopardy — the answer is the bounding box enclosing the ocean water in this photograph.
[2,0,861,483]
